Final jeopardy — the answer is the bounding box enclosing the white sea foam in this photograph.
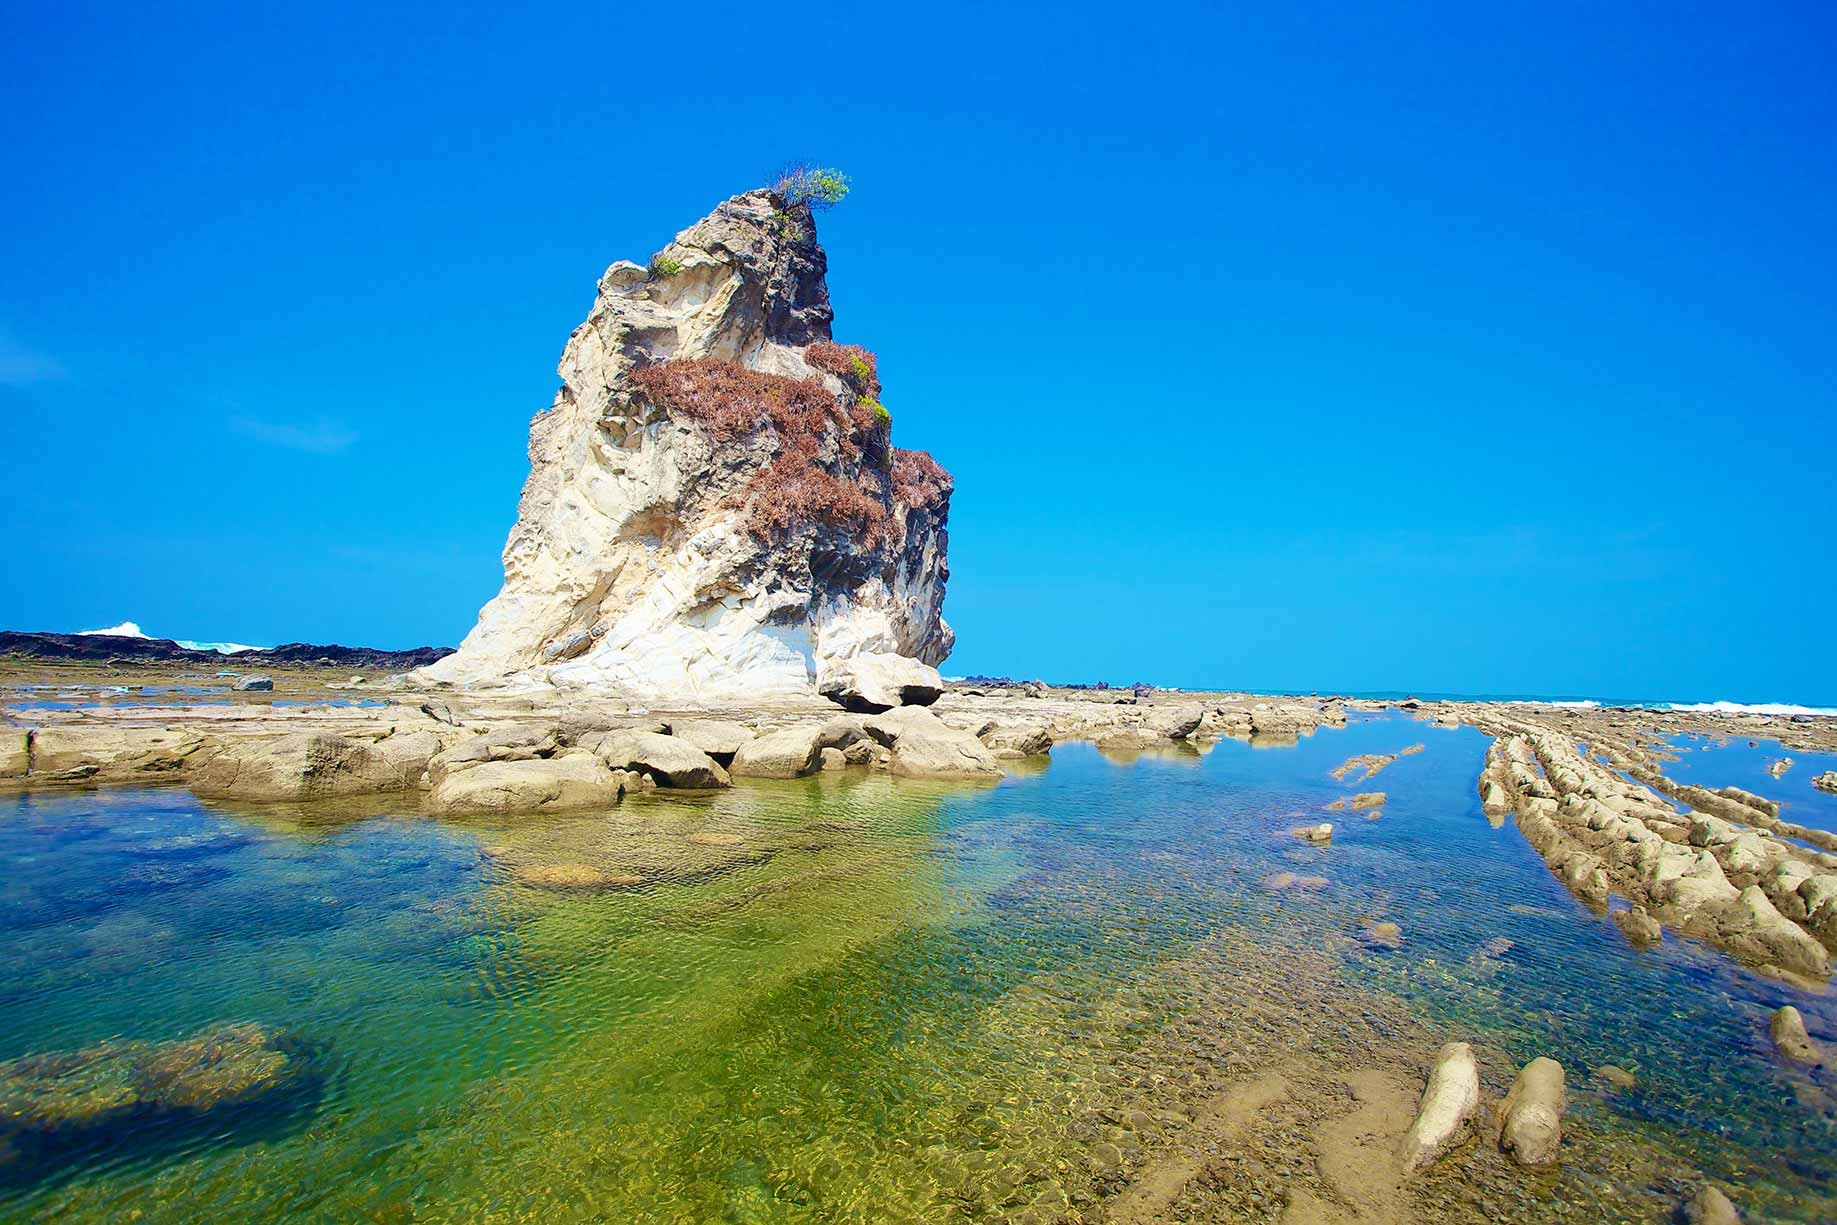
[76,621,259,655]
[79,620,149,638]
[176,638,260,655]
[1497,698,1601,709]
[1666,700,1837,718]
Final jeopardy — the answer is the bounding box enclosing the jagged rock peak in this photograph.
[420,188,954,707]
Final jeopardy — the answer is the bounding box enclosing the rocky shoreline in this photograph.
[5,661,1835,1220]
[12,663,1836,1000]
[10,664,1836,981]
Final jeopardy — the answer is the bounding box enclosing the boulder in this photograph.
[586,730,730,789]
[815,716,870,749]
[1682,1186,1741,1224]
[1398,1041,1480,1170]
[373,729,445,789]
[862,706,1003,779]
[730,726,824,779]
[426,752,619,815]
[1813,771,1837,795]
[818,746,847,770]
[193,733,414,801]
[427,724,561,784]
[669,719,755,765]
[818,652,945,713]
[1496,1057,1565,1165]
[233,674,274,692]
[1146,704,1204,740]
[980,721,1055,759]
[1769,1005,1824,1065]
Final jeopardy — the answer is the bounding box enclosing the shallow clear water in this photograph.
[0,715,1831,1222]
[1656,732,1837,836]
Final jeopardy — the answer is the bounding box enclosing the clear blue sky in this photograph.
[4,3,1833,702]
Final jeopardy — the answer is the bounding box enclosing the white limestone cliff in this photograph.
[418,189,954,707]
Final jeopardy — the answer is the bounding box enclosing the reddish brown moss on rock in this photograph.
[629,357,889,545]
[892,448,952,513]
[805,340,882,400]
[628,359,837,445]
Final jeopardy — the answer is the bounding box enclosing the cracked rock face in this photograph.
[420,189,953,704]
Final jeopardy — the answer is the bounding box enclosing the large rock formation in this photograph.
[420,189,954,706]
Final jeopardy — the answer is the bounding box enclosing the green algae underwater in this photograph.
[0,716,1832,1223]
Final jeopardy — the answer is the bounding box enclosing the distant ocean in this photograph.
[946,678,1837,717]
[1230,688,1837,718]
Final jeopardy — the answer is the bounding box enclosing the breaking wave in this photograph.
[1665,700,1837,718]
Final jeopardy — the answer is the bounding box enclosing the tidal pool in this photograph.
[0,715,1830,1222]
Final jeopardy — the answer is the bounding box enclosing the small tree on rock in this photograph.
[773,163,850,211]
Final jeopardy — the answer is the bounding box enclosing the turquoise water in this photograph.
[0,716,1831,1221]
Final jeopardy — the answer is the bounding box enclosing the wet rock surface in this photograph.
[1496,1057,1565,1166]
[1398,1041,1481,1170]
[1770,1005,1825,1066]
[1469,711,1837,985]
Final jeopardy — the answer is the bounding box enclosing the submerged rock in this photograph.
[1264,872,1330,892]
[1398,1041,1480,1170]
[1593,1064,1637,1090]
[1496,1057,1565,1166]
[1361,920,1403,949]
[512,862,643,890]
[0,1021,299,1141]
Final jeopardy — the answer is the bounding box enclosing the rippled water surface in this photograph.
[1,715,1831,1222]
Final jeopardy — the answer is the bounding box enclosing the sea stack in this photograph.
[419,189,953,707]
